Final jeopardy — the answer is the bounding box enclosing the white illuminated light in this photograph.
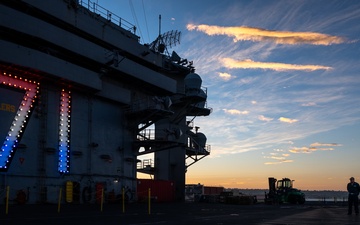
[58,89,71,173]
[0,72,40,170]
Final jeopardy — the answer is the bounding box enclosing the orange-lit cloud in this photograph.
[186,24,346,45]
[289,146,317,154]
[264,160,293,165]
[264,151,293,165]
[278,117,298,123]
[223,109,249,115]
[289,142,340,154]
[222,58,332,71]
[218,72,232,81]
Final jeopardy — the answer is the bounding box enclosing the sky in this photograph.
[94,0,360,191]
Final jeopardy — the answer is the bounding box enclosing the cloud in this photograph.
[221,58,332,71]
[186,24,346,45]
[264,160,293,165]
[289,147,316,154]
[310,142,341,147]
[289,142,340,154]
[269,156,286,160]
[223,109,249,115]
[264,149,293,165]
[278,117,298,123]
[301,102,317,107]
[218,72,233,81]
[258,115,273,122]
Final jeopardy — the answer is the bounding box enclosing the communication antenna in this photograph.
[159,14,161,37]
[149,14,181,55]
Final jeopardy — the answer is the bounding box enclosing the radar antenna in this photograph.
[149,15,181,55]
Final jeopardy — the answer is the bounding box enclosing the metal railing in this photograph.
[137,159,154,169]
[137,129,155,141]
[78,0,137,34]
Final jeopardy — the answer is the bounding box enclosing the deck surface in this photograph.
[1,202,359,224]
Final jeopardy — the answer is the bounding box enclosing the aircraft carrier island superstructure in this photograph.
[0,0,211,204]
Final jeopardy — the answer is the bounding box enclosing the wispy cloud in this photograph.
[221,58,332,71]
[187,24,346,45]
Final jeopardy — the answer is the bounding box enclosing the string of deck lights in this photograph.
[0,72,40,171]
[58,89,71,173]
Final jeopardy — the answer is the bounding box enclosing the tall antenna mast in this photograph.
[158,15,161,37]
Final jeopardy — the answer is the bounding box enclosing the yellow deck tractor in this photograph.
[265,177,305,204]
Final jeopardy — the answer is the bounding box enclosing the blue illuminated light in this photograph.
[0,72,40,171]
[58,89,71,173]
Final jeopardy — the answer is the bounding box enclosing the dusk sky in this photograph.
[95,0,360,191]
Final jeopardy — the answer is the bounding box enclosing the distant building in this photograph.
[0,0,211,204]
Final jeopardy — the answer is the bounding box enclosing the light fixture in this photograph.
[58,89,71,173]
[0,72,39,171]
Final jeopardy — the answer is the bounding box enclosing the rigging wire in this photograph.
[129,0,144,43]
[141,0,151,43]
